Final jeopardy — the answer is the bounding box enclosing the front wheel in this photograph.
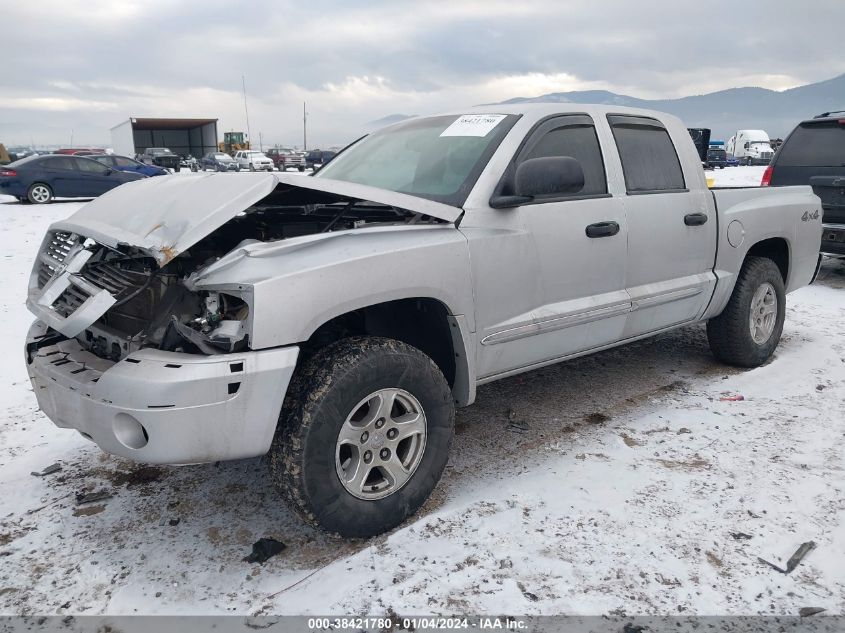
[298,165,305,172]
[269,337,455,537]
[27,183,53,204]
[707,256,786,367]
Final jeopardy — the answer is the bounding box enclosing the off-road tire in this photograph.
[269,336,455,537]
[707,256,786,367]
[27,183,53,204]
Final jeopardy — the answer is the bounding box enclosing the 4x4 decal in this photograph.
[802,209,820,221]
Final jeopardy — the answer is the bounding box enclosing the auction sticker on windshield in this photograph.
[440,114,507,137]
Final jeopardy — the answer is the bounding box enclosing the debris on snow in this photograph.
[719,395,745,402]
[72,504,106,517]
[799,607,826,617]
[758,541,816,574]
[75,490,113,506]
[244,538,287,564]
[730,532,754,541]
[30,463,61,477]
[507,419,529,433]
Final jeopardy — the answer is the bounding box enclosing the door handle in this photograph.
[684,212,708,226]
[585,221,620,238]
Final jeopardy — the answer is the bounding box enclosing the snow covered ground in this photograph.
[0,166,843,617]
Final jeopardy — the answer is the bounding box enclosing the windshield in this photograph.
[214,154,231,159]
[150,148,171,155]
[315,113,518,207]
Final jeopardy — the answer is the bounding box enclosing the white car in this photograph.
[234,150,274,172]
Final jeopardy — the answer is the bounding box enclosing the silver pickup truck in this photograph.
[25,105,822,536]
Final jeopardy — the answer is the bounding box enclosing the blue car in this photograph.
[0,154,145,204]
[82,153,168,177]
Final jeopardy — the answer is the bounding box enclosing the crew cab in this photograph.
[24,105,821,537]
[234,150,274,172]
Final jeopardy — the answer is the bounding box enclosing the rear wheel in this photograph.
[27,183,53,204]
[269,337,455,537]
[707,256,786,367]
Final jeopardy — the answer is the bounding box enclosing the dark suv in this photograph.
[706,148,727,169]
[305,149,337,171]
[764,112,845,256]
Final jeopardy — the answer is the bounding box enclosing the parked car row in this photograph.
[196,148,338,173]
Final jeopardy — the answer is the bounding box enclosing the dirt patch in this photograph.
[584,412,611,424]
[706,551,724,568]
[620,433,644,447]
[108,466,164,488]
[0,525,32,547]
[655,456,711,471]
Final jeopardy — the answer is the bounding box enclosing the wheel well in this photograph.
[301,298,457,388]
[746,238,789,283]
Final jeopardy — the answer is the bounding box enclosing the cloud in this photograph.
[1,0,843,146]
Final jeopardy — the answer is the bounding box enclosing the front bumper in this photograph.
[821,223,845,256]
[25,320,299,464]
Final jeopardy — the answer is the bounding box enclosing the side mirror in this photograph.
[515,156,584,198]
[103,168,113,176]
[490,156,585,208]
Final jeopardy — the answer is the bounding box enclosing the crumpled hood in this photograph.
[50,172,461,265]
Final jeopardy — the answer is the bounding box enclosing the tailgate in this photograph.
[809,175,845,224]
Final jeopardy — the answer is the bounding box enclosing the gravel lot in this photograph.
[0,167,843,616]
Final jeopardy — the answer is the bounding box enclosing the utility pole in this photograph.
[242,75,252,147]
[258,131,263,152]
[303,102,307,151]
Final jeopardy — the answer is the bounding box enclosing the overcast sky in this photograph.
[3,0,844,148]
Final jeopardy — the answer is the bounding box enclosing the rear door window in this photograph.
[776,122,845,167]
[609,115,686,193]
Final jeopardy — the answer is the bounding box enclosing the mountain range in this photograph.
[370,74,845,141]
[497,74,845,140]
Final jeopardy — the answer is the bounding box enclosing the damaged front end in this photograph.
[26,172,458,364]
[27,229,251,362]
[23,172,461,463]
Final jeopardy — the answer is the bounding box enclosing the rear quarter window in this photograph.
[776,122,845,167]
